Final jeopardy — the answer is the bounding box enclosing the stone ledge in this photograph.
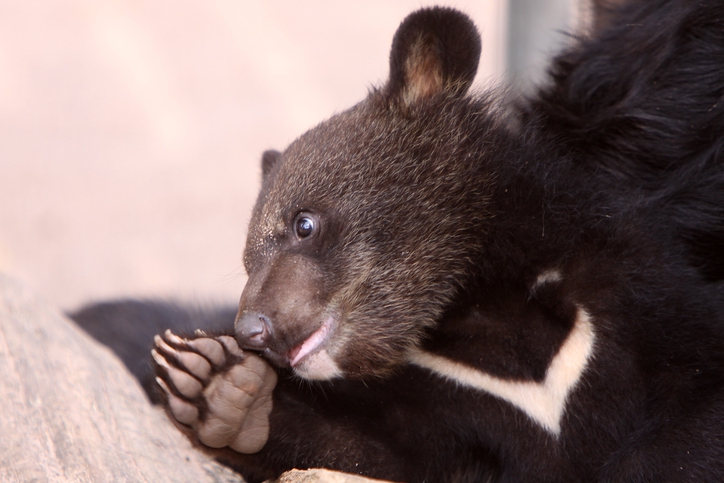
[0,274,243,483]
[274,469,394,483]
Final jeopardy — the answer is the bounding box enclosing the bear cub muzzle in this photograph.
[235,248,344,380]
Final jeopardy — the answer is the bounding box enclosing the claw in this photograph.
[154,334,178,356]
[152,348,172,369]
[164,329,187,346]
[218,335,244,358]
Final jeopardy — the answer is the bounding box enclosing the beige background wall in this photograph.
[0,1,524,311]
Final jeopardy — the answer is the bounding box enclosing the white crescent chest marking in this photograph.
[407,307,596,436]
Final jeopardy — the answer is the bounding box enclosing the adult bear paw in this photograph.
[152,330,277,453]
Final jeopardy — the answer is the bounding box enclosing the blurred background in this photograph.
[0,0,582,311]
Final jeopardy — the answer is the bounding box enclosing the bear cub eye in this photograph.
[294,213,317,240]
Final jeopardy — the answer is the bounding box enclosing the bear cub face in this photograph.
[235,8,495,381]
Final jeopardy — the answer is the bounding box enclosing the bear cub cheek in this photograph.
[234,252,345,380]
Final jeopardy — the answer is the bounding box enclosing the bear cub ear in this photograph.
[260,149,282,181]
[386,7,481,106]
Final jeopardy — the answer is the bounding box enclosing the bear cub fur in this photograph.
[73,1,724,482]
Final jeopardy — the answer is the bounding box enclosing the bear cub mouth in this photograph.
[287,315,336,367]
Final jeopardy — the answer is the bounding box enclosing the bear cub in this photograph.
[75,2,724,482]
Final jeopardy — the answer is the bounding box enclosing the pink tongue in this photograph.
[287,344,302,364]
[288,319,332,367]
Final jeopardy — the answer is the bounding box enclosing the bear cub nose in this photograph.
[236,312,271,349]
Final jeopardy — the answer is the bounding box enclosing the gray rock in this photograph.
[274,469,394,483]
[0,274,244,483]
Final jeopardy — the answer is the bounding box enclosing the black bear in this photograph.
[73,1,724,482]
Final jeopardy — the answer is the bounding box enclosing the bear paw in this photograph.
[152,330,277,454]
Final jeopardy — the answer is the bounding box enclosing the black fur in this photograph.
[70,300,235,402]
[529,0,724,282]
[73,3,724,482]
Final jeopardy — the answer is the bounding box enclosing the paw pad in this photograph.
[153,330,277,453]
